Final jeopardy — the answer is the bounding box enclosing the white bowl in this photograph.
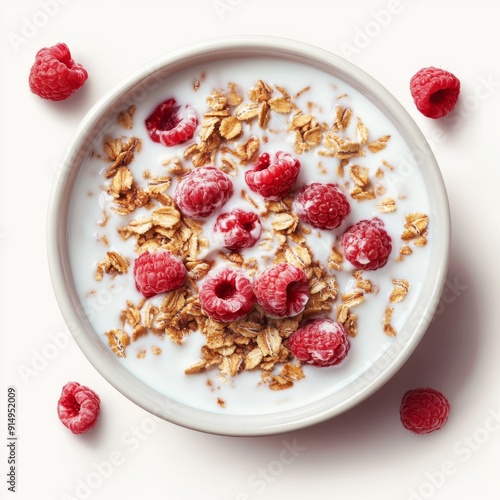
[47,36,450,436]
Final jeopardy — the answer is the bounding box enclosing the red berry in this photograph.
[293,183,351,230]
[214,209,262,251]
[175,166,233,218]
[341,217,392,270]
[29,43,88,101]
[245,151,300,200]
[145,98,198,146]
[133,250,186,298]
[57,382,100,434]
[289,319,350,367]
[400,387,450,434]
[253,263,309,318]
[199,267,256,322]
[410,67,460,119]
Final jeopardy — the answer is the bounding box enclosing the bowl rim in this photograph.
[47,35,451,436]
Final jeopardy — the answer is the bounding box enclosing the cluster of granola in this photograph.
[92,77,429,393]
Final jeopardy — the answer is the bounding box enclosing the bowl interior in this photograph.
[47,36,450,436]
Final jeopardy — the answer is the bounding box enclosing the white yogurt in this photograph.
[68,57,432,416]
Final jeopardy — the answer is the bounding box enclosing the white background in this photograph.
[1,0,499,499]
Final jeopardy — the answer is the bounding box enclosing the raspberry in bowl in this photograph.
[48,37,450,436]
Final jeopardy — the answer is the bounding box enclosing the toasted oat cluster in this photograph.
[92,77,429,393]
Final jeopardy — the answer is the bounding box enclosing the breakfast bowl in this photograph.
[47,36,450,436]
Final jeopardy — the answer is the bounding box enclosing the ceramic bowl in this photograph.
[47,36,450,436]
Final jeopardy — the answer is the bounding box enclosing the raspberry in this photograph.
[253,263,309,318]
[293,183,351,230]
[288,319,350,367]
[410,67,460,119]
[199,267,256,322]
[400,387,451,434]
[341,217,392,270]
[133,250,186,298]
[57,382,100,434]
[29,43,88,101]
[245,151,300,200]
[214,209,262,251]
[145,98,198,146]
[175,166,233,218]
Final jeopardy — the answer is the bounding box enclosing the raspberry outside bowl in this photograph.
[47,36,450,436]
